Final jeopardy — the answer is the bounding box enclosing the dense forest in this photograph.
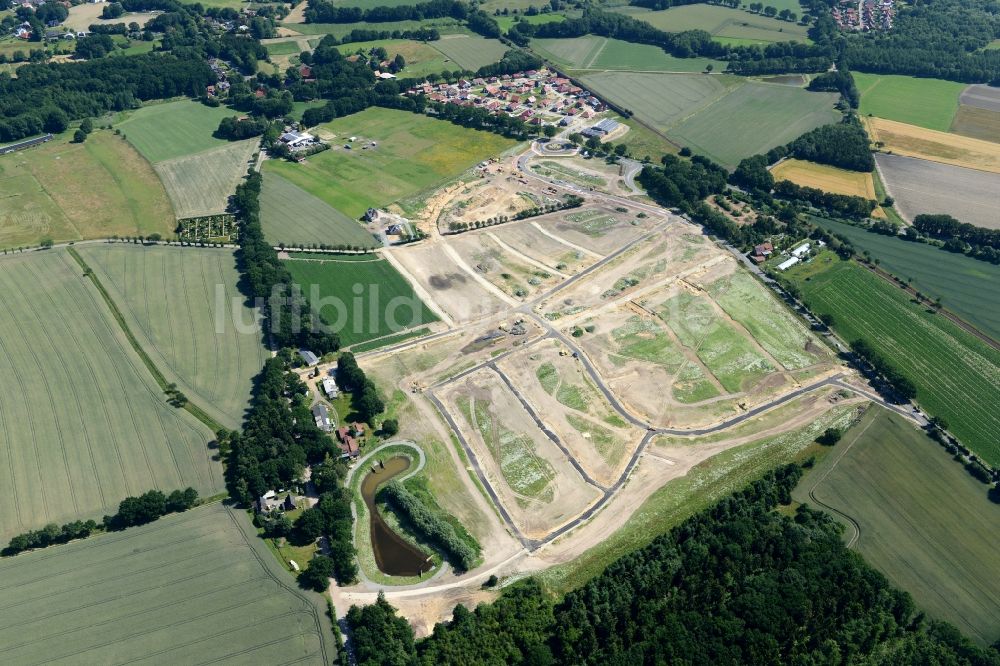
[345,465,1000,664]
[0,53,212,142]
[303,0,500,37]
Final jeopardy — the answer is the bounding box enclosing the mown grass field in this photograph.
[0,250,221,543]
[336,38,449,78]
[808,216,1000,341]
[266,38,307,56]
[0,132,174,248]
[116,100,235,163]
[117,100,257,217]
[260,170,379,249]
[579,72,740,131]
[855,73,965,132]
[284,255,438,347]
[0,503,331,664]
[430,34,509,71]
[784,253,1000,465]
[615,4,809,43]
[155,139,257,218]
[76,244,269,429]
[271,107,518,218]
[666,82,840,168]
[793,407,1000,645]
[531,36,725,72]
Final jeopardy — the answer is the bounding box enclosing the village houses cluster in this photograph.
[406,68,606,127]
[832,0,895,32]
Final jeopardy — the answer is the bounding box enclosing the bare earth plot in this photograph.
[875,153,1000,229]
[537,203,661,256]
[155,140,258,218]
[0,250,221,543]
[448,231,562,301]
[489,221,598,274]
[959,84,1000,112]
[386,241,508,324]
[442,367,603,540]
[794,408,1000,646]
[950,105,1000,143]
[497,343,644,486]
[0,504,330,665]
[76,244,269,429]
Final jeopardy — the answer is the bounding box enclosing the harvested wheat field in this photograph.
[771,159,883,217]
[864,116,1000,173]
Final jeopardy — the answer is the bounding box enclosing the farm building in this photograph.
[279,131,315,149]
[322,377,338,398]
[791,243,811,258]
[312,404,332,431]
[298,349,320,366]
[582,118,619,138]
[0,133,53,156]
[256,490,297,512]
[777,257,800,271]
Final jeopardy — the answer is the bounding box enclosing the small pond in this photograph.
[360,456,433,577]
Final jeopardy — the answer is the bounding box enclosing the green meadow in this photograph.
[854,73,965,132]
[270,107,518,218]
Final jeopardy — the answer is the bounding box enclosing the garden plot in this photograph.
[448,232,561,300]
[535,226,718,320]
[387,241,507,323]
[498,344,643,486]
[706,268,829,370]
[489,221,598,274]
[538,204,660,256]
[444,368,602,539]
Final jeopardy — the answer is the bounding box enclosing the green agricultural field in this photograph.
[284,18,465,39]
[579,72,740,131]
[0,250,221,543]
[794,407,1000,645]
[266,39,307,56]
[155,140,258,218]
[854,73,965,132]
[660,291,774,392]
[76,244,269,429]
[429,34,509,71]
[784,253,1000,465]
[0,132,174,248]
[615,4,809,42]
[270,107,518,218]
[116,99,235,163]
[708,270,826,369]
[284,255,438,347]
[260,171,378,249]
[0,503,331,664]
[809,217,1000,341]
[336,38,450,78]
[665,82,840,168]
[531,36,725,72]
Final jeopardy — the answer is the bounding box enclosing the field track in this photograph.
[77,244,269,429]
[0,503,330,664]
[794,407,1000,645]
[0,250,221,542]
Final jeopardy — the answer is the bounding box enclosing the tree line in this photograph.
[381,481,479,572]
[850,338,918,400]
[344,464,999,664]
[4,488,199,556]
[337,352,385,424]
[913,214,1000,261]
